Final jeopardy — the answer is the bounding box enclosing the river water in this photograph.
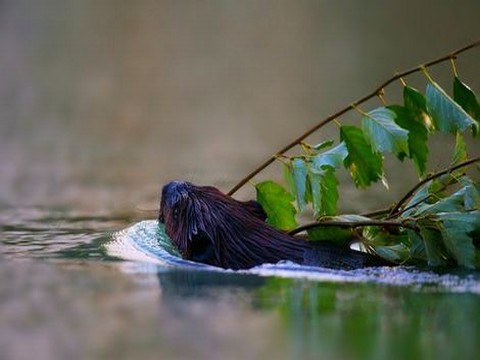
[1,1,480,360]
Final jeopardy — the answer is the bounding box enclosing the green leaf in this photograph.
[311,142,348,169]
[418,222,447,267]
[308,143,344,216]
[307,227,354,247]
[460,177,480,211]
[340,125,383,188]
[453,77,480,136]
[256,181,297,231]
[451,132,468,166]
[309,165,338,216]
[417,177,480,213]
[414,187,465,215]
[291,158,309,211]
[283,163,296,195]
[436,211,479,268]
[361,107,410,156]
[375,244,409,262]
[313,139,335,151]
[400,180,433,217]
[425,82,478,134]
[404,86,428,112]
[363,226,408,246]
[407,229,427,260]
[428,170,463,200]
[388,105,429,176]
[403,86,434,130]
[306,214,371,246]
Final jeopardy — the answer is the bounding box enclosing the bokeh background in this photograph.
[1,0,479,214]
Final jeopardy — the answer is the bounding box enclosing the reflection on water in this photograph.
[254,279,480,360]
[1,1,480,360]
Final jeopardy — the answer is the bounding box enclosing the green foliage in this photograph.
[307,226,354,247]
[452,132,468,165]
[453,77,480,136]
[461,177,480,210]
[417,224,448,267]
[361,107,410,156]
[291,158,309,211]
[426,81,478,134]
[307,215,372,246]
[341,126,383,187]
[255,62,480,269]
[282,141,347,216]
[436,211,478,268]
[404,86,428,115]
[309,165,338,216]
[388,105,429,176]
[311,142,348,168]
[255,181,297,231]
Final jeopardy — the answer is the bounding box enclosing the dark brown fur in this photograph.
[159,181,389,270]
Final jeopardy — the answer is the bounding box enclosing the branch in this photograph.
[360,207,393,218]
[388,156,480,217]
[227,39,480,196]
[288,219,416,236]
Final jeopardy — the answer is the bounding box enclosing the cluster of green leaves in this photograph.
[256,75,480,268]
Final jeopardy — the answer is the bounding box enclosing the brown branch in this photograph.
[227,39,480,196]
[288,219,416,236]
[359,207,393,218]
[391,182,453,218]
[388,156,480,217]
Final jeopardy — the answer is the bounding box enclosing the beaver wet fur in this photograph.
[159,181,389,270]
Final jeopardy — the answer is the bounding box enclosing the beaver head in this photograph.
[159,181,308,269]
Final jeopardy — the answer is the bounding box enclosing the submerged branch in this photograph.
[227,39,480,196]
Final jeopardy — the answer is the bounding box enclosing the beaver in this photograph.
[158,181,389,270]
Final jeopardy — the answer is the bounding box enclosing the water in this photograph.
[1,1,480,360]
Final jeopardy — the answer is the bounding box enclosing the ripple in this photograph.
[1,206,132,261]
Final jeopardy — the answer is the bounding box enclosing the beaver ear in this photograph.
[241,200,267,222]
[189,231,216,265]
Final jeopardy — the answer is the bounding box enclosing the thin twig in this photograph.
[390,180,456,218]
[288,219,416,236]
[360,207,393,218]
[388,156,480,216]
[227,39,480,196]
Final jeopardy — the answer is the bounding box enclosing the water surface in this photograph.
[2,209,480,360]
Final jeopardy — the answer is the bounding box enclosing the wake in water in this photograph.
[106,221,480,293]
